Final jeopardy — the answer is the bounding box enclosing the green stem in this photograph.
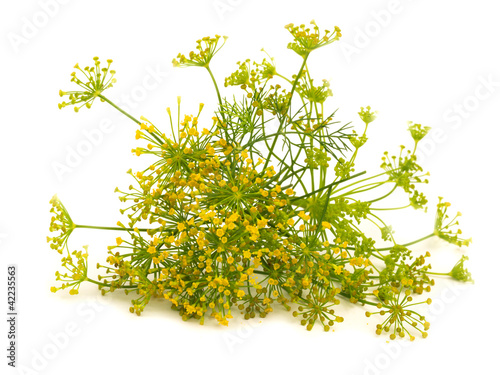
[291,171,366,203]
[98,94,141,124]
[206,66,223,114]
[368,184,397,203]
[423,271,451,276]
[376,233,435,251]
[370,204,411,211]
[332,171,388,195]
[75,224,149,232]
[338,292,380,307]
[337,181,386,197]
[86,277,138,289]
[289,55,309,101]
[263,53,309,171]
[276,72,293,85]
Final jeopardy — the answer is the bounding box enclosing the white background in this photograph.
[1,0,499,374]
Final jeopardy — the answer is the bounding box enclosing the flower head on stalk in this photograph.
[172,35,228,68]
[225,55,277,91]
[450,255,473,282]
[51,246,89,295]
[367,287,432,340]
[434,197,471,247]
[408,121,431,143]
[58,57,116,112]
[293,286,344,332]
[225,59,258,89]
[47,195,75,254]
[285,20,342,57]
[358,106,377,125]
[297,78,333,104]
[256,52,277,79]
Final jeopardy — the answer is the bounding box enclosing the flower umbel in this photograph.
[408,121,431,143]
[450,255,473,282]
[58,57,116,112]
[172,35,228,68]
[51,246,89,295]
[285,20,342,57]
[368,287,432,340]
[358,106,377,125]
[47,195,75,254]
[434,197,471,247]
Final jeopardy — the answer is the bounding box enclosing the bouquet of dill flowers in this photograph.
[49,21,471,340]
